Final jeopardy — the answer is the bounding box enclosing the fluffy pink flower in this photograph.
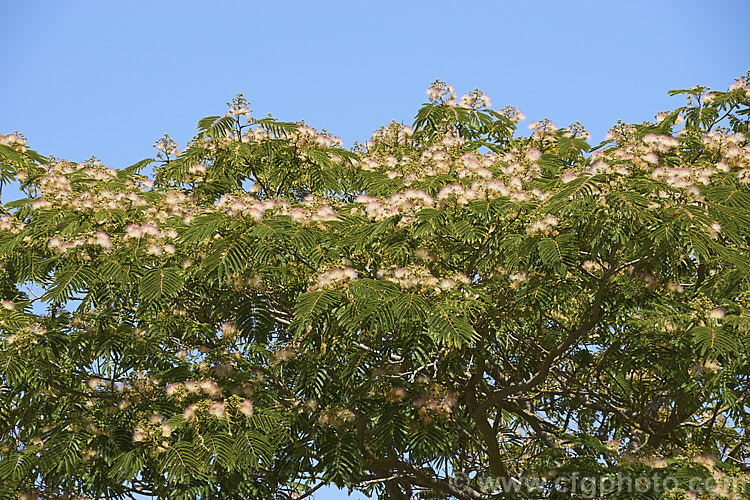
[525,148,541,162]
[239,399,254,417]
[125,224,144,239]
[160,422,173,438]
[208,401,225,419]
[94,231,112,249]
[148,413,164,424]
[198,379,221,397]
[141,224,159,237]
[165,383,182,396]
[708,308,725,319]
[182,404,197,421]
[561,172,578,184]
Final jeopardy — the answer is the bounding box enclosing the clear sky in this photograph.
[1,1,748,498]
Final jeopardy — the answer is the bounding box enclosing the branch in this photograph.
[296,481,325,500]
[476,263,614,415]
[465,357,510,480]
[367,458,490,500]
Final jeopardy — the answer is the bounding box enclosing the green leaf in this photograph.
[139,266,185,302]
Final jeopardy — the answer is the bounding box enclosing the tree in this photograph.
[1,74,750,500]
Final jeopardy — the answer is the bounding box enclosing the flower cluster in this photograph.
[294,125,343,149]
[458,89,492,110]
[367,122,415,148]
[425,80,491,110]
[165,379,223,399]
[525,214,559,235]
[154,134,180,159]
[309,267,358,291]
[354,189,434,221]
[426,80,457,104]
[180,395,254,424]
[48,231,113,253]
[216,193,286,220]
[316,407,356,429]
[225,93,251,120]
[226,104,250,119]
[413,386,458,423]
[303,202,340,224]
[559,121,750,206]
[131,415,173,444]
[654,110,685,124]
[214,192,342,227]
[356,124,554,216]
[376,266,470,293]
[528,119,559,145]
[508,270,529,290]
[0,131,27,152]
[240,126,270,143]
[642,133,680,153]
[650,166,715,191]
[124,223,177,256]
[0,215,26,234]
[19,159,151,217]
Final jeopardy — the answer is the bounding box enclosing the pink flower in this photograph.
[643,152,659,165]
[667,281,684,293]
[561,172,578,184]
[708,308,725,319]
[208,401,225,419]
[125,225,144,239]
[146,245,163,256]
[709,222,721,239]
[198,380,221,397]
[165,383,182,396]
[386,387,408,402]
[221,323,238,337]
[239,399,254,417]
[182,404,197,421]
[148,413,164,424]
[94,231,112,249]
[525,148,541,162]
[693,454,715,468]
[289,207,306,223]
[31,199,52,210]
[160,422,173,438]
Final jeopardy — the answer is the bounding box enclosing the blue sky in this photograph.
[1,1,748,498]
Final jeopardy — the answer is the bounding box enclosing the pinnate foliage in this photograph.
[1,75,750,499]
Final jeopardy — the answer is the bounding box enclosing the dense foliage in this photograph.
[1,74,750,499]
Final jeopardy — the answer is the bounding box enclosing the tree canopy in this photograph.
[1,74,750,499]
